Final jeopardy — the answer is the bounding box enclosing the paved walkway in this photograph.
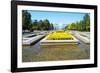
[69,31,90,44]
[23,35,45,45]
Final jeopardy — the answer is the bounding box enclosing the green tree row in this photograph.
[64,14,90,31]
[31,19,54,31]
[22,10,54,31]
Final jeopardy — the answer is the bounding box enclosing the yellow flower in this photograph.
[47,30,73,40]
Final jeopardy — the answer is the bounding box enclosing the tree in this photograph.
[78,21,84,31]
[22,10,32,31]
[83,14,90,31]
[38,20,45,30]
[43,19,51,30]
[64,14,90,31]
[67,23,77,30]
[31,19,54,31]
[32,20,38,30]
[50,23,54,30]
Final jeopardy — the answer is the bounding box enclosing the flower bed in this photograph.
[47,30,73,40]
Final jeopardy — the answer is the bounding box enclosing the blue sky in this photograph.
[28,10,88,29]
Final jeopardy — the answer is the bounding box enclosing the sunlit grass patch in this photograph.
[47,30,73,40]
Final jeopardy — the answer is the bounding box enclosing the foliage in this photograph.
[22,10,32,30]
[64,14,90,31]
[31,19,54,31]
[22,10,54,31]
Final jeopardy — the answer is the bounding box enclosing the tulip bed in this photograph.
[47,30,73,40]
